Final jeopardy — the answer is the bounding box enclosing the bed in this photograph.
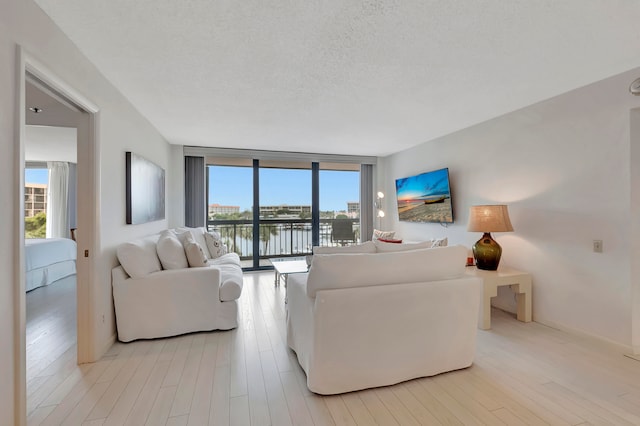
[25,238,77,292]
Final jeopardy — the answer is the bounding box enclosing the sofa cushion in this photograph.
[374,240,432,253]
[209,252,241,267]
[313,241,376,254]
[175,226,212,259]
[116,235,162,278]
[204,231,228,259]
[156,230,189,270]
[306,245,467,297]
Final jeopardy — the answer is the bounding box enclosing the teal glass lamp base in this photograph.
[472,232,502,271]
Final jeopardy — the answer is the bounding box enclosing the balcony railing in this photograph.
[206,218,360,261]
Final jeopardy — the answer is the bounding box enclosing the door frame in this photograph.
[14,46,101,424]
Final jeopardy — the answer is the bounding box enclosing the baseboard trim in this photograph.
[534,316,633,355]
[98,333,117,360]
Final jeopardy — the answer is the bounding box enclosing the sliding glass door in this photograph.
[258,162,312,267]
[319,164,361,247]
[207,160,254,268]
[207,158,361,270]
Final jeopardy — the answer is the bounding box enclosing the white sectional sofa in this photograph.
[112,227,243,342]
[287,244,482,395]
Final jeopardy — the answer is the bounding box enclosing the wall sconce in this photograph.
[374,191,385,218]
[375,191,385,229]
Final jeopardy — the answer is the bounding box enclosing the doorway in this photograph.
[24,92,79,413]
[15,48,100,423]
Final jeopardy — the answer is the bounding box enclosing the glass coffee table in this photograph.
[270,256,310,287]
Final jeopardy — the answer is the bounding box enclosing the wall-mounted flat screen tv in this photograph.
[395,167,454,223]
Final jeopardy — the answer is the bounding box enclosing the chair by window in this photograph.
[70,228,77,241]
[331,219,356,246]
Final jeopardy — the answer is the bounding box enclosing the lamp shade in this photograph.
[467,205,514,233]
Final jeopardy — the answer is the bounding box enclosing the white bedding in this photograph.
[25,238,77,291]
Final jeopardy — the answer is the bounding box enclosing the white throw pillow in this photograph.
[156,230,188,270]
[374,240,433,253]
[175,227,212,259]
[116,236,162,278]
[372,229,395,240]
[313,241,376,254]
[177,229,195,246]
[204,231,228,259]
[430,237,448,248]
[184,242,208,267]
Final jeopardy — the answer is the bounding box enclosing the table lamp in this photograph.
[467,205,514,270]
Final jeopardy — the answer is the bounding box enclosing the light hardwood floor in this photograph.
[26,275,77,411]
[26,271,640,425]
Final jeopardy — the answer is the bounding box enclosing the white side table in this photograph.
[465,266,532,330]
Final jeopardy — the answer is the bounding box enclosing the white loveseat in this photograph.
[112,227,243,342]
[287,244,482,395]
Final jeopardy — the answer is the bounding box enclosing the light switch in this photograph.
[593,240,603,253]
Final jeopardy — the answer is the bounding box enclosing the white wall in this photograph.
[630,107,640,353]
[168,144,185,228]
[381,67,640,350]
[1,0,177,422]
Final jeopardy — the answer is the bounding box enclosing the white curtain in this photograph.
[46,162,69,239]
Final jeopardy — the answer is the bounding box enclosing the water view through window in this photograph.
[207,162,360,269]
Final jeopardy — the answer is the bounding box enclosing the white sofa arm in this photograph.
[112,266,224,342]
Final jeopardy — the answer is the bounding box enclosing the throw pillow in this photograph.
[184,241,208,267]
[116,236,162,278]
[204,231,228,259]
[430,237,448,248]
[372,229,395,240]
[177,229,195,246]
[378,238,402,243]
[175,227,212,259]
[156,230,188,270]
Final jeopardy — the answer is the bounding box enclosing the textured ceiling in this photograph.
[33,0,640,156]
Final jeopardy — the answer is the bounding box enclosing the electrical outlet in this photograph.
[593,240,603,253]
[102,314,105,323]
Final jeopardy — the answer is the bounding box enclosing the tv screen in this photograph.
[395,167,453,223]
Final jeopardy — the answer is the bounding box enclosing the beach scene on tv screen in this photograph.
[395,168,453,223]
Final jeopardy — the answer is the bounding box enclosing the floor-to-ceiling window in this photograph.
[258,161,312,267]
[206,156,364,270]
[24,165,48,238]
[206,159,255,268]
[319,163,361,247]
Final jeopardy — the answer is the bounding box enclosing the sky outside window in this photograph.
[260,167,311,210]
[25,168,48,184]
[208,166,253,212]
[208,167,359,212]
[320,170,359,213]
